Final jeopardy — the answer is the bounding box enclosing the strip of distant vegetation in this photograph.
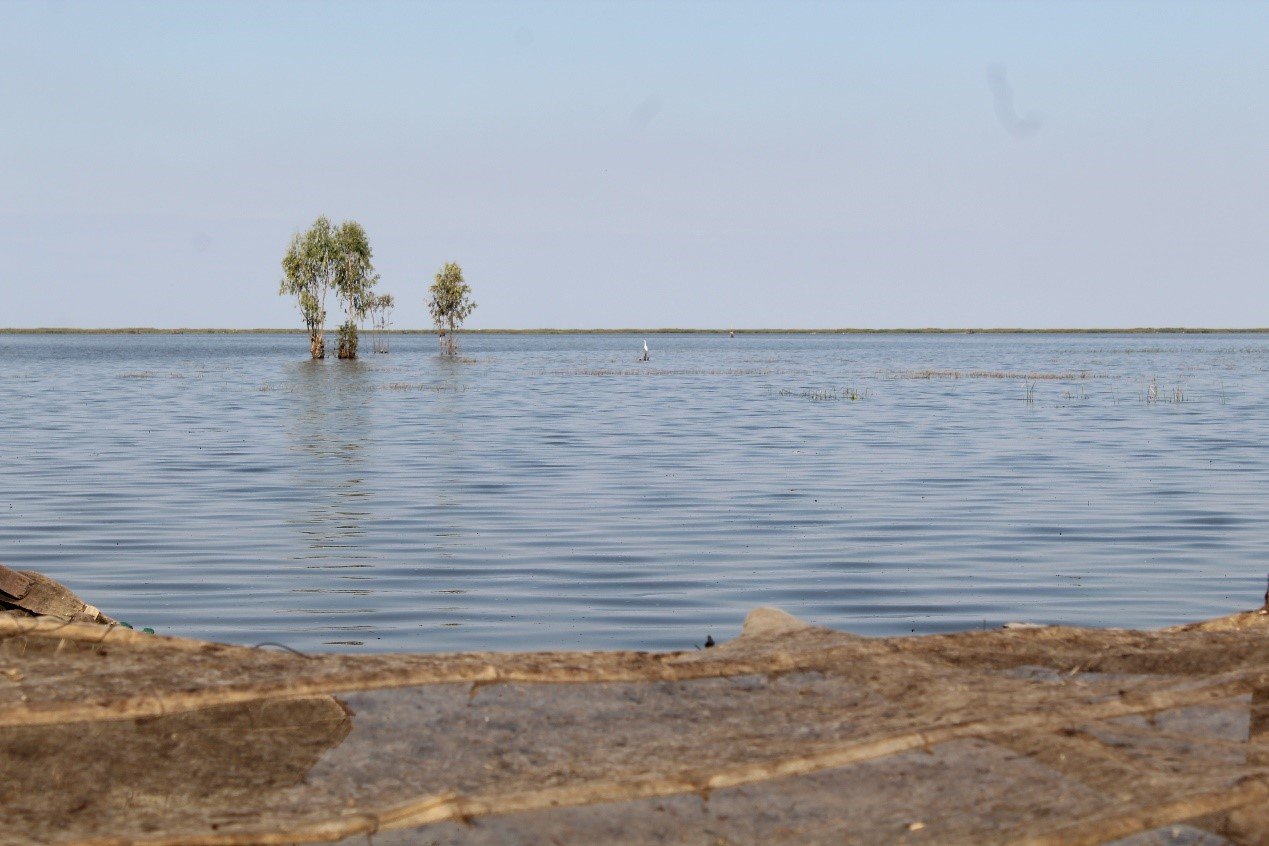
[2,327,1267,335]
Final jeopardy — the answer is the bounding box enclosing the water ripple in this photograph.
[0,332,1266,652]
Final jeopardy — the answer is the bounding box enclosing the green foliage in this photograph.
[368,293,396,353]
[427,262,476,355]
[279,216,379,359]
[336,320,359,359]
[332,221,379,326]
[367,293,395,329]
[280,217,337,357]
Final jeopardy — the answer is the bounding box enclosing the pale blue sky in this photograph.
[2,0,1266,328]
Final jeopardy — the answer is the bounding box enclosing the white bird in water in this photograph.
[641,339,650,362]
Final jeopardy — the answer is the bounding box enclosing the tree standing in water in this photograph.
[427,262,476,356]
[367,293,395,353]
[331,221,378,359]
[280,217,379,359]
[280,217,337,359]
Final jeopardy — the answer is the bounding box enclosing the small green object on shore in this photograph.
[119,622,133,629]
[142,627,155,635]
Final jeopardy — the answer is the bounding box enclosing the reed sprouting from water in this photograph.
[895,369,1100,380]
[382,382,467,393]
[570,368,775,377]
[776,387,863,402]
[1142,377,1186,404]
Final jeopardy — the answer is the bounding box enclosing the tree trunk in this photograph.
[310,331,325,359]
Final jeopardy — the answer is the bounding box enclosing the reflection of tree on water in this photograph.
[412,362,479,634]
[429,365,472,555]
[283,361,377,637]
[279,357,481,643]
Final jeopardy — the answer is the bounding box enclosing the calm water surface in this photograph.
[1,333,1265,651]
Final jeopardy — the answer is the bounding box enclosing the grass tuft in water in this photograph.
[1142,377,1186,404]
[777,387,864,401]
[895,369,1101,381]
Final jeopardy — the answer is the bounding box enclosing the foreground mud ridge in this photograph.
[0,590,1266,844]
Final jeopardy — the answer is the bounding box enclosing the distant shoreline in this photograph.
[1,327,1267,335]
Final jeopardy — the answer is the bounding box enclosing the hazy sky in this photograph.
[2,0,1266,329]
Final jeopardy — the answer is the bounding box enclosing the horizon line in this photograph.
[2,327,1268,335]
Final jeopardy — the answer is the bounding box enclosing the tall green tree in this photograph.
[280,217,337,359]
[427,262,476,355]
[331,221,379,359]
[279,217,379,359]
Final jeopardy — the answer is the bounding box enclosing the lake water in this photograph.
[0,332,1265,652]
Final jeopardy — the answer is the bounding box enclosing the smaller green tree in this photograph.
[369,293,395,353]
[427,262,476,355]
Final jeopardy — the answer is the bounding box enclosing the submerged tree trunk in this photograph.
[310,331,325,359]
